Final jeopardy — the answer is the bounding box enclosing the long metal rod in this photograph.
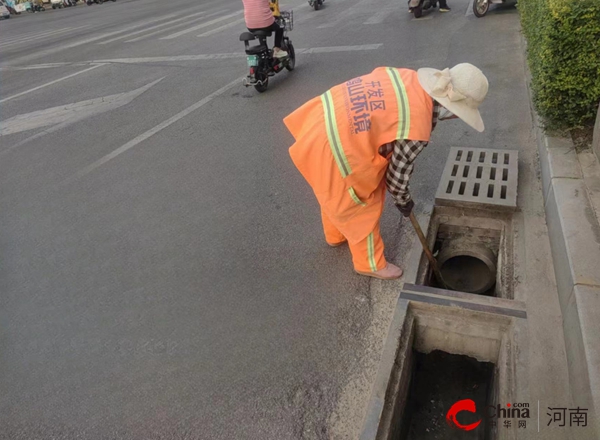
[408,211,448,289]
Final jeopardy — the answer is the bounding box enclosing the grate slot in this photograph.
[492,152,498,164]
[504,153,510,165]
[501,186,507,200]
[473,183,480,197]
[446,180,454,194]
[477,166,483,179]
[487,184,494,198]
[459,182,466,195]
[463,165,470,178]
[490,167,496,180]
[451,165,458,177]
[456,150,463,161]
[502,169,508,181]
[466,151,473,162]
[479,151,486,163]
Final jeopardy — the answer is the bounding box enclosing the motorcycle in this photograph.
[408,0,437,18]
[308,0,323,11]
[240,10,295,93]
[472,0,515,18]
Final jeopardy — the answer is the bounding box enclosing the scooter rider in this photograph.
[284,64,488,279]
[242,0,288,59]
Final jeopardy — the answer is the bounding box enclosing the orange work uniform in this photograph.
[284,67,434,272]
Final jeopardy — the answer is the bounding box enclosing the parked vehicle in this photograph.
[15,0,45,12]
[87,0,115,5]
[308,0,323,11]
[240,10,295,92]
[51,0,76,9]
[472,0,515,17]
[409,0,437,18]
[0,0,10,18]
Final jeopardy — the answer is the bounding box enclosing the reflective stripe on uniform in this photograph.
[386,68,410,140]
[348,187,366,206]
[321,90,352,178]
[367,232,377,271]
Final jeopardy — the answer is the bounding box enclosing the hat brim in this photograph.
[417,68,485,133]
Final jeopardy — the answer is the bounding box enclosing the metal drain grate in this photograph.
[435,147,518,210]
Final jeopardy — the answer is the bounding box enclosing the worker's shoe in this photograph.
[439,5,451,12]
[327,238,347,247]
[356,263,403,280]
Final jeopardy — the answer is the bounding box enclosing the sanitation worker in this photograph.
[284,64,489,280]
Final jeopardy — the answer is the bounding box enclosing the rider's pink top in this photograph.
[242,0,275,29]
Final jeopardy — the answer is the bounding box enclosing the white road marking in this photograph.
[99,10,214,44]
[160,11,242,40]
[0,12,184,67]
[0,64,104,104]
[92,44,383,64]
[197,18,246,38]
[125,10,224,42]
[0,63,73,71]
[67,77,241,182]
[364,8,394,24]
[0,26,86,48]
[466,0,474,16]
[0,78,163,137]
[296,44,383,53]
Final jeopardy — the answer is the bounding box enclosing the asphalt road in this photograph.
[0,0,524,438]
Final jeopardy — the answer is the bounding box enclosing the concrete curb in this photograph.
[527,75,600,437]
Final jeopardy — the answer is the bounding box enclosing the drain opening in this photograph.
[476,166,483,179]
[399,350,495,440]
[425,223,501,296]
[463,165,470,178]
[489,168,496,180]
[446,181,454,194]
[466,151,473,162]
[459,182,466,195]
[502,169,508,182]
[452,165,459,177]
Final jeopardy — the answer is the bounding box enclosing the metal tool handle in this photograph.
[408,211,449,289]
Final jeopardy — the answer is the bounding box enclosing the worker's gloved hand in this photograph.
[396,200,414,218]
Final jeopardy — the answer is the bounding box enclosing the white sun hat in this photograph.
[417,63,489,132]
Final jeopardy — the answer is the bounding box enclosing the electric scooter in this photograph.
[240,10,295,93]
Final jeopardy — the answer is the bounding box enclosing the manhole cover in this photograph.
[435,147,518,210]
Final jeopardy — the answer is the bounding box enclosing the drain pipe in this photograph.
[408,211,449,290]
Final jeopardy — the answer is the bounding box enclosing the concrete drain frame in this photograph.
[360,147,527,440]
[361,294,527,440]
[415,205,515,299]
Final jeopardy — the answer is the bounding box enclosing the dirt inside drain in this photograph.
[399,350,495,440]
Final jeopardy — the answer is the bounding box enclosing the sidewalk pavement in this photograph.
[532,92,600,435]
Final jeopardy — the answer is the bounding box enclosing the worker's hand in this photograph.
[396,200,414,218]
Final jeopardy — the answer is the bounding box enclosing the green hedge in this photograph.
[519,0,600,130]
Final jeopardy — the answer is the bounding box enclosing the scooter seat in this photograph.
[239,32,256,42]
[252,30,272,37]
[245,45,268,55]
